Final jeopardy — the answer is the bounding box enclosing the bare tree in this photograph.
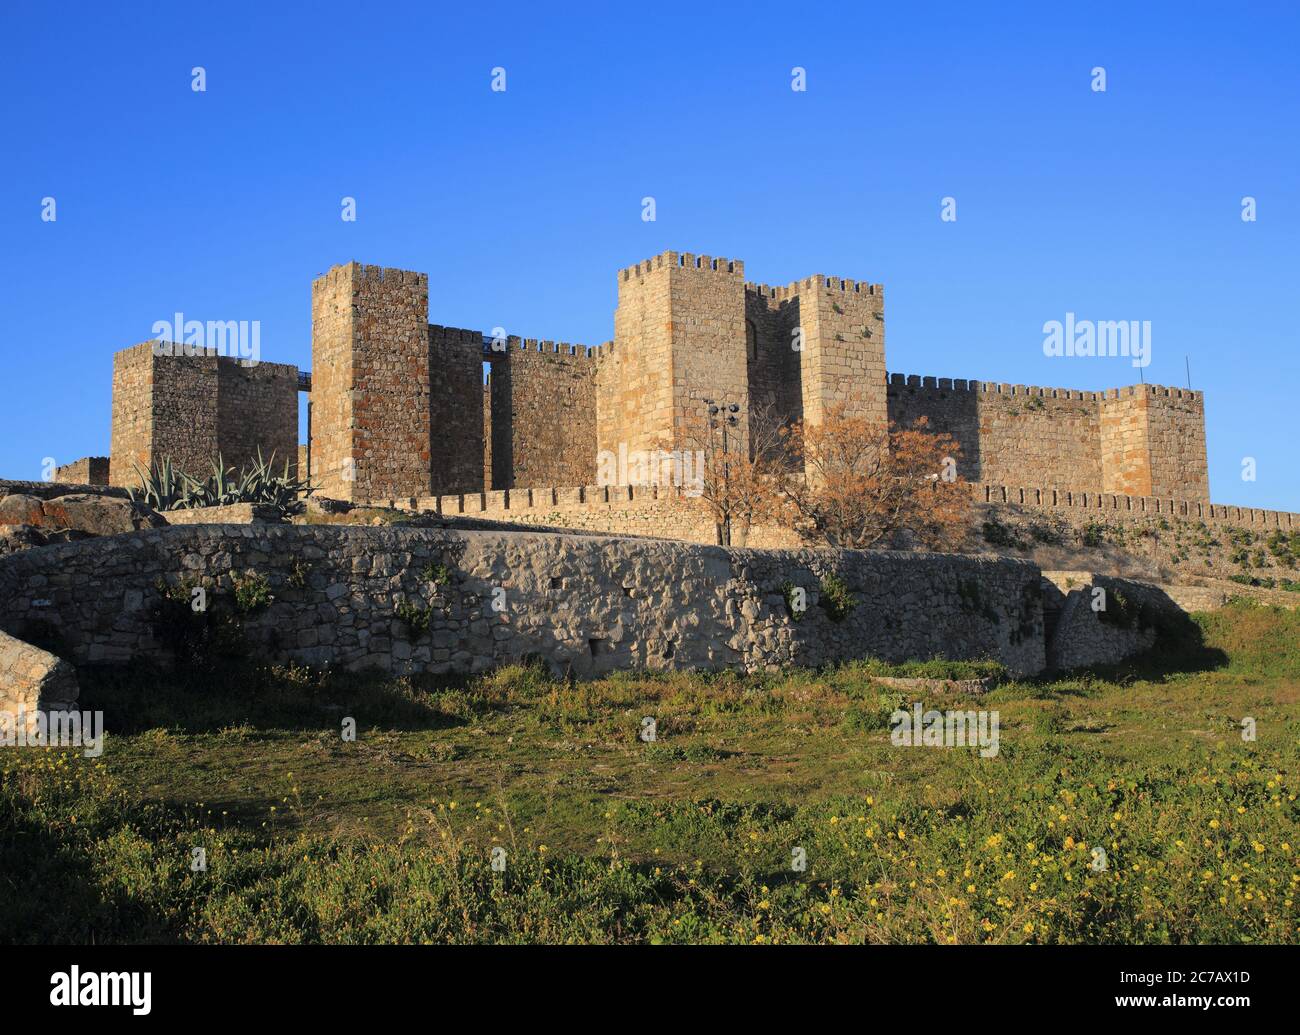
[670,397,790,546]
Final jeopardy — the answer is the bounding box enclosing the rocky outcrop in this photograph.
[0,479,129,501]
[0,492,163,545]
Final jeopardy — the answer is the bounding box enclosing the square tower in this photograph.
[311,263,431,502]
[109,342,297,487]
[602,252,749,460]
[1101,385,1209,500]
[794,275,887,431]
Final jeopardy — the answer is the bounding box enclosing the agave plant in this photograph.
[129,457,204,511]
[131,450,314,517]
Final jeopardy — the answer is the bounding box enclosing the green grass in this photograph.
[2,602,1297,944]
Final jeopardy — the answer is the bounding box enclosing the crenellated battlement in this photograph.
[430,324,602,359]
[886,372,1199,403]
[313,262,428,294]
[493,335,599,360]
[619,251,745,281]
[977,482,1296,530]
[746,276,883,301]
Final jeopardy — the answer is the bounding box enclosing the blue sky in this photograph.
[3,1,1297,509]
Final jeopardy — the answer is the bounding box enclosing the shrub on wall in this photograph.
[231,570,273,614]
[818,573,857,623]
[395,599,434,636]
[149,576,245,672]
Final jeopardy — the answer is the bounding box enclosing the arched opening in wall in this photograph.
[746,319,758,362]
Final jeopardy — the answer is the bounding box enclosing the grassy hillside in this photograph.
[2,601,1297,944]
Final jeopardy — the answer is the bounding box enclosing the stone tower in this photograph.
[1100,385,1209,499]
[109,341,297,487]
[600,252,750,461]
[310,263,431,502]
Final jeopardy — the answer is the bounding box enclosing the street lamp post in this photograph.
[703,397,741,546]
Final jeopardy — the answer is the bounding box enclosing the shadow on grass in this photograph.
[0,789,188,944]
[77,659,490,736]
[1024,602,1233,700]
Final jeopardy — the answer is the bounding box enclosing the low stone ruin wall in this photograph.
[163,503,283,525]
[0,628,80,713]
[1041,571,1187,671]
[0,525,1048,679]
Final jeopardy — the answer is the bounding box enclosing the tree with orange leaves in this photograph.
[781,401,967,551]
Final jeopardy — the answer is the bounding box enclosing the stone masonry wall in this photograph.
[1100,386,1208,499]
[487,337,598,489]
[215,357,298,473]
[108,342,157,486]
[147,343,221,478]
[1041,572,1167,670]
[604,252,750,460]
[601,259,673,458]
[414,484,796,547]
[744,286,803,439]
[1141,387,1209,499]
[427,325,487,495]
[55,457,110,485]
[1099,389,1150,496]
[665,254,750,458]
[888,376,1208,501]
[796,276,887,435]
[0,628,80,715]
[0,526,1047,680]
[888,375,1104,488]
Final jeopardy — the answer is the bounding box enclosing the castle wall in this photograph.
[667,254,750,457]
[487,338,597,489]
[0,524,1048,678]
[56,457,111,485]
[311,264,430,502]
[795,276,887,433]
[109,343,158,485]
[744,287,803,437]
[602,254,678,457]
[277,253,1209,508]
[215,357,298,473]
[1099,389,1149,495]
[1139,387,1209,499]
[482,382,492,491]
[149,344,222,478]
[1100,386,1208,500]
[417,483,798,547]
[887,376,1104,488]
[427,325,487,495]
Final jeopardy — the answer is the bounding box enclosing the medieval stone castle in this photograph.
[12,250,1298,705]
[68,250,1210,511]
